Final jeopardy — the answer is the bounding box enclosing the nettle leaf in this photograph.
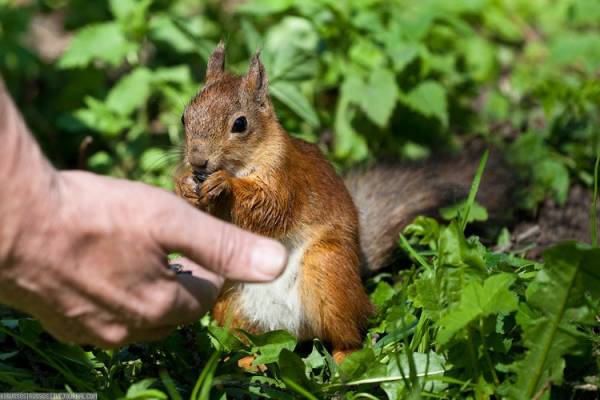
[370,281,396,308]
[207,325,245,352]
[278,349,318,392]
[58,22,138,69]
[409,271,445,321]
[242,330,297,365]
[509,242,600,399]
[153,66,193,85]
[349,40,386,70]
[106,67,153,116]
[270,81,319,127]
[359,68,398,128]
[401,80,448,127]
[334,74,369,162]
[149,15,197,54]
[437,273,518,346]
[338,348,384,383]
[109,0,152,36]
[109,0,151,21]
[74,96,132,136]
[387,41,421,72]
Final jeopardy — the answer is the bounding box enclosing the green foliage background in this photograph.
[1,0,600,399]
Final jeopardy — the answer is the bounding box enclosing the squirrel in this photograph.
[174,42,512,363]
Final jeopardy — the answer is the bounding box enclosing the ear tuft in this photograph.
[244,50,269,104]
[205,41,226,82]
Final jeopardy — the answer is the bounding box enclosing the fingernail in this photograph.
[251,240,287,280]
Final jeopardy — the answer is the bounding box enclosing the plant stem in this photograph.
[591,152,599,247]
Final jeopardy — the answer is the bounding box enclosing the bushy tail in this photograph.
[344,144,514,276]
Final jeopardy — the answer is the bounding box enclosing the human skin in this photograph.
[0,80,287,347]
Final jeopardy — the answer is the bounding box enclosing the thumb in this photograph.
[153,194,288,282]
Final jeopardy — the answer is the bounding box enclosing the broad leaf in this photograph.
[509,243,600,399]
[401,80,448,127]
[242,330,297,365]
[59,22,138,68]
[106,67,153,116]
[359,68,398,128]
[437,273,518,346]
[270,81,320,127]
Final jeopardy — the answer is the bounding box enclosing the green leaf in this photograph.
[58,22,138,68]
[401,81,448,127]
[278,349,316,393]
[153,66,193,85]
[385,40,421,72]
[334,74,369,161]
[509,243,600,399]
[207,325,245,352]
[110,0,151,21]
[149,15,197,54]
[381,352,446,397]
[359,68,398,127]
[349,40,386,70]
[437,273,518,346]
[242,330,297,365]
[270,81,320,128]
[439,200,488,223]
[404,216,440,249]
[437,221,486,271]
[535,159,569,205]
[87,151,113,174]
[74,97,132,136]
[370,281,396,308]
[106,67,153,115]
[139,148,169,172]
[338,348,383,382]
[236,0,295,16]
[125,379,168,400]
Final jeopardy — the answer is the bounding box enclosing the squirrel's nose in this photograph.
[189,147,209,171]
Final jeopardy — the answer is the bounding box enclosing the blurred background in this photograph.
[2,1,600,397]
[1,0,599,209]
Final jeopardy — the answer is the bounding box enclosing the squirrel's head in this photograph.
[182,42,276,178]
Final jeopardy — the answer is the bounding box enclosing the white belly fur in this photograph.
[237,237,307,335]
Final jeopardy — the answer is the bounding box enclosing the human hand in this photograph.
[0,89,287,347]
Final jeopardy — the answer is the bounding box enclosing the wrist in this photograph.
[0,89,60,273]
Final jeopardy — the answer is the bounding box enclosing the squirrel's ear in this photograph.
[244,50,269,105]
[205,41,225,82]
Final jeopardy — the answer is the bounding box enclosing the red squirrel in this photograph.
[174,43,511,363]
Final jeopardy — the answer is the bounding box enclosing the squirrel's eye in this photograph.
[231,116,247,133]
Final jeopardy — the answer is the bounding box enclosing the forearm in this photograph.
[0,80,59,268]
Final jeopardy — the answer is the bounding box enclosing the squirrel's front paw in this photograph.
[198,170,232,209]
[175,169,201,206]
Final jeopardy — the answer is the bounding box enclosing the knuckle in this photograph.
[99,325,130,347]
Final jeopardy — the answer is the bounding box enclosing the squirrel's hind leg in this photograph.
[299,233,374,362]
